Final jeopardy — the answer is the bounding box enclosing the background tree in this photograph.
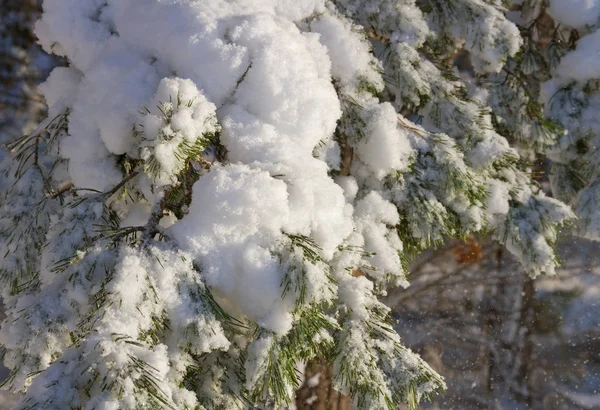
[0,0,49,144]
[0,0,598,409]
[385,236,599,410]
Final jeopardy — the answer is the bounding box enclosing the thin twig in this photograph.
[102,170,140,199]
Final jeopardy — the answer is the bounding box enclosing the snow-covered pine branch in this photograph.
[0,0,597,408]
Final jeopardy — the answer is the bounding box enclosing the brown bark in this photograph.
[295,358,351,410]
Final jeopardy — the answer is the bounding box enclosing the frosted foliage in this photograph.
[332,0,430,46]
[0,0,593,408]
[492,194,575,278]
[542,27,600,240]
[15,246,228,410]
[0,168,57,291]
[426,0,522,73]
[137,77,219,186]
[576,178,600,240]
[333,275,445,406]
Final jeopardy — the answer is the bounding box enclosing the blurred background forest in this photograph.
[0,1,598,409]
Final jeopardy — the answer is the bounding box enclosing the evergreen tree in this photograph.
[0,0,597,408]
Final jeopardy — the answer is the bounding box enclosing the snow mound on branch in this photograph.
[356,103,412,177]
[170,164,292,334]
[36,0,358,334]
[549,0,600,28]
[554,30,600,85]
[33,0,422,345]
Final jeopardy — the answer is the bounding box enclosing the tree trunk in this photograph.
[512,278,535,406]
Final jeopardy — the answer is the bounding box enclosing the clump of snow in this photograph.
[309,12,382,91]
[306,372,321,388]
[170,164,294,334]
[354,192,408,286]
[552,30,600,86]
[549,0,600,28]
[486,179,511,215]
[356,103,413,177]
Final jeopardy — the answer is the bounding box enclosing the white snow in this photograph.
[553,29,600,86]
[170,164,294,334]
[1,0,591,407]
[356,104,413,177]
[549,0,600,28]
